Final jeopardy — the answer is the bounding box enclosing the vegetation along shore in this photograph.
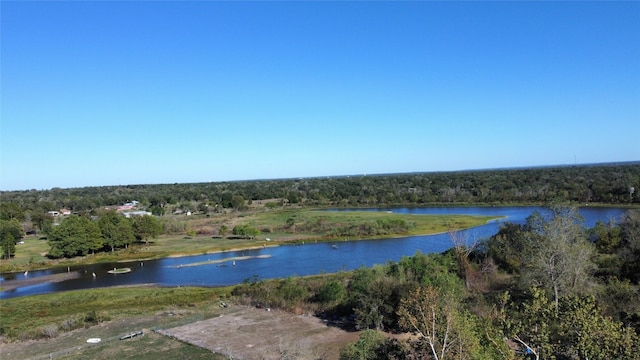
[1,163,639,359]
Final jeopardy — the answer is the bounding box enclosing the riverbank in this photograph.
[1,210,498,274]
[0,271,82,292]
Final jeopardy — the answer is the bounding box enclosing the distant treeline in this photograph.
[2,162,639,213]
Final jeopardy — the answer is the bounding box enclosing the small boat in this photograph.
[332,245,338,249]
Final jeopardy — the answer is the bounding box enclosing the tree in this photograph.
[589,220,621,254]
[98,211,135,252]
[0,219,24,259]
[231,224,260,238]
[619,209,640,283]
[48,216,102,258]
[315,280,346,305]
[486,222,530,273]
[285,217,296,232]
[0,202,25,222]
[149,204,165,216]
[131,215,162,244]
[519,206,596,311]
[231,195,246,211]
[353,276,398,331]
[507,287,640,360]
[30,210,54,234]
[397,286,476,360]
[448,229,478,290]
[339,330,386,360]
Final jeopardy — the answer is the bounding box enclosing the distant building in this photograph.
[122,211,152,218]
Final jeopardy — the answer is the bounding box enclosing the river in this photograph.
[0,206,628,299]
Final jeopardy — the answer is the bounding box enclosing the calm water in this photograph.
[0,206,628,299]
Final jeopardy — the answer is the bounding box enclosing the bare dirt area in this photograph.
[157,305,359,360]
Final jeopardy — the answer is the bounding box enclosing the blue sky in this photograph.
[1,1,639,191]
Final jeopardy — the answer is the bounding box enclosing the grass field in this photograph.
[0,286,233,360]
[0,286,233,340]
[0,275,357,359]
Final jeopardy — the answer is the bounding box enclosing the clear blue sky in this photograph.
[1,1,639,191]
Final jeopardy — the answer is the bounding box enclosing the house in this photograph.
[122,211,152,218]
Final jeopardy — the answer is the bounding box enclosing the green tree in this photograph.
[0,202,25,222]
[353,275,399,331]
[339,329,386,360]
[0,219,24,259]
[231,195,246,211]
[48,216,102,258]
[315,280,346,305]
[149,204,165,216]
[590,220,621,254]
[98,211,135,253]
[285,217,296,232]
[131,215,162,244]
[29,210,54,234]
[231,224,260,238]
[507,287,640,360]
[486,222,530,274]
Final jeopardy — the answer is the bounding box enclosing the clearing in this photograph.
[157,305,358,359]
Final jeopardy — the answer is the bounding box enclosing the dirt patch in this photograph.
[157,306,358,359]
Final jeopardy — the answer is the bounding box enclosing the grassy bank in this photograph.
[0,286,232,339]
[1,209,498,273]
[0,286,232,359]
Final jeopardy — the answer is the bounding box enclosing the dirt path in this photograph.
[157,306,359,360]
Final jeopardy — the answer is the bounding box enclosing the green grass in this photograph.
[0,286,233,359]
[250,209,498,239]
[0,286,233,340]
[56,330,223,360]
[2,237,50,269]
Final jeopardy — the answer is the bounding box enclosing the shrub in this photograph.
[84,310,109,324]
[60,317,82,331]
[40,324,58,338]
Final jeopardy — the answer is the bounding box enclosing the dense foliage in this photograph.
[1,163,638,218]
[231,207,640,359]
[2,163,640,357]
[47,214,161,258]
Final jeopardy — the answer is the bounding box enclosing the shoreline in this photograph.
[1,216,502,276]
[0,271,83,292]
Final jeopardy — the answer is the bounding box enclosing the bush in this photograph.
[315,281,346,304]
[60,317,82,331]
[84,310,109,324]
[40,324,58,338]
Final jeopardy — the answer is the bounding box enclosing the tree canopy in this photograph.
[1,163,638,216]
[0,219,24,259]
